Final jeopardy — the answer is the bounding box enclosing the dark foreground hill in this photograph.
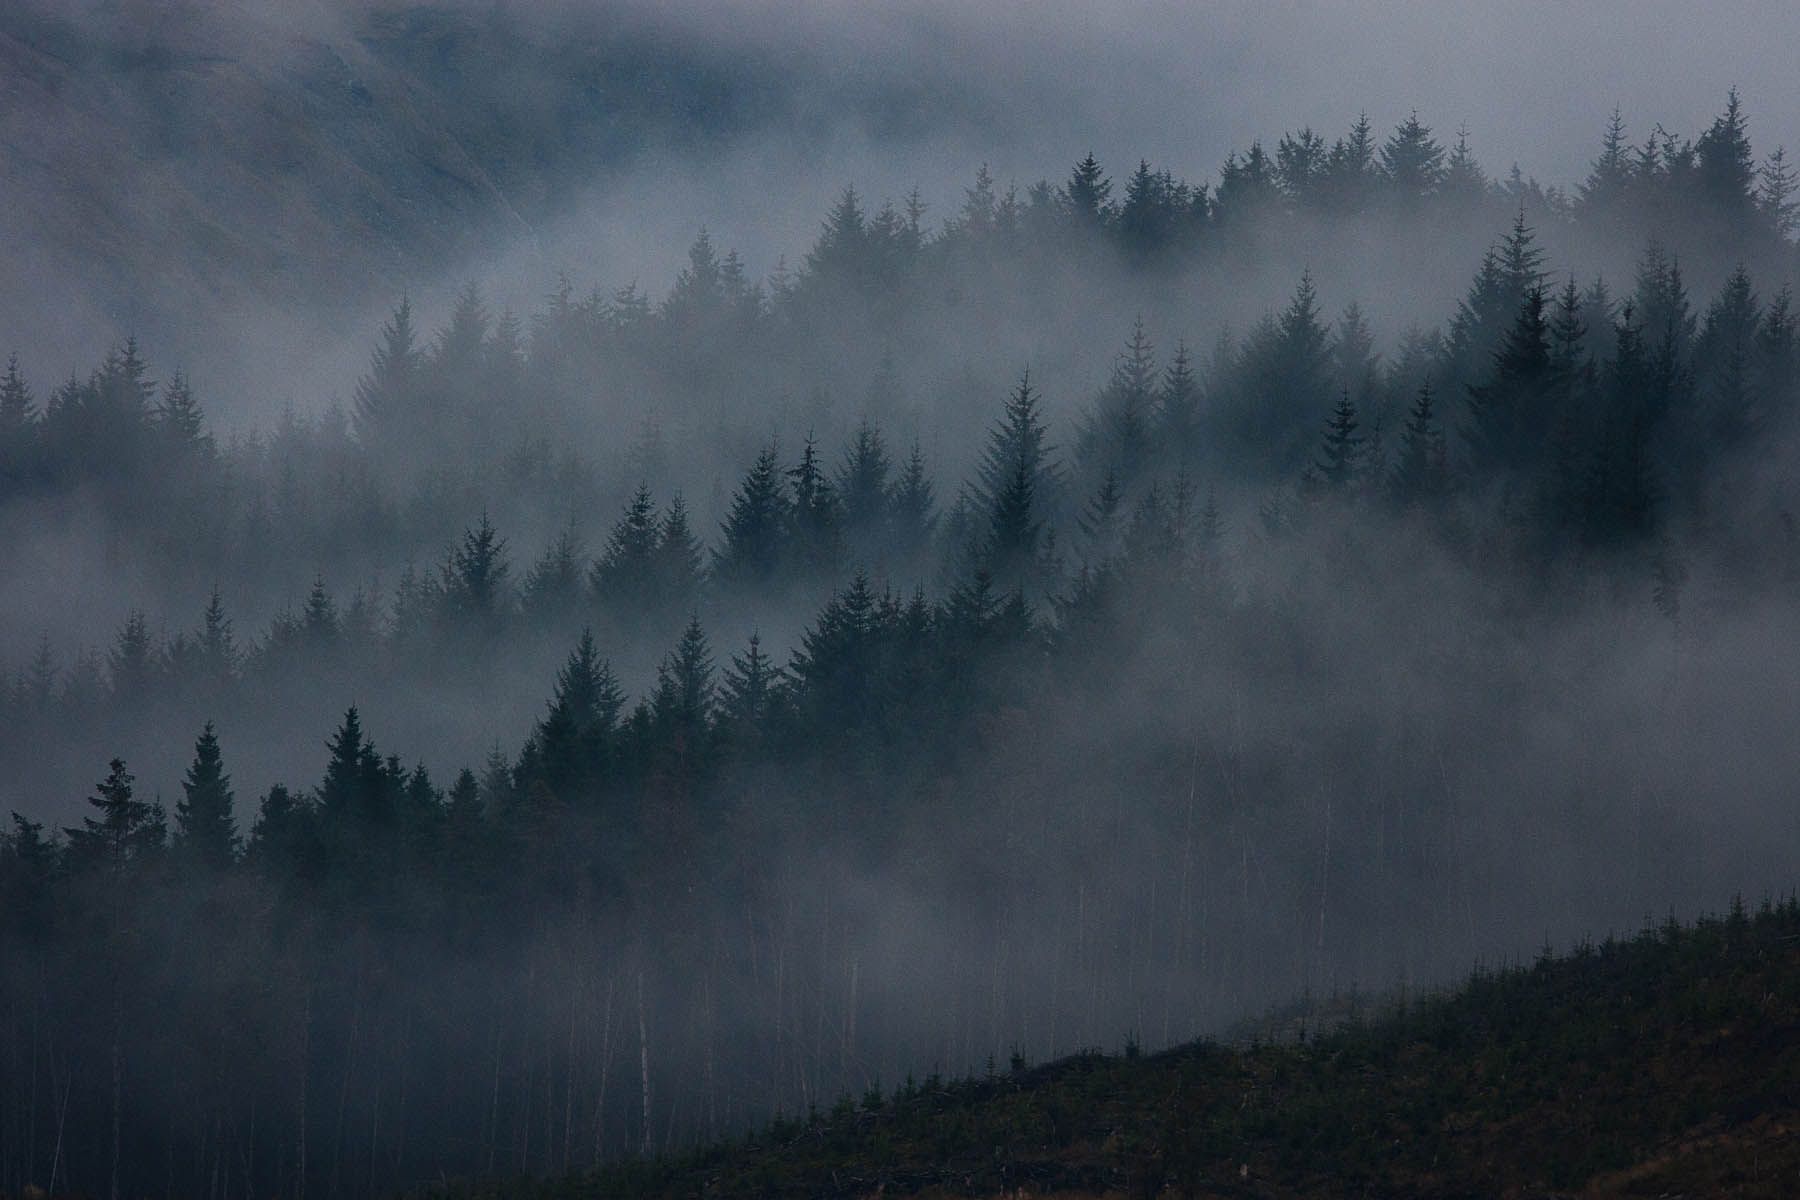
[426,899,1800,1200]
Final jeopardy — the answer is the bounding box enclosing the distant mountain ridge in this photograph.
[0,1,938,381]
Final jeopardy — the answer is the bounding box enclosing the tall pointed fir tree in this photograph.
[174,721,237,870]
[713,445,791,593]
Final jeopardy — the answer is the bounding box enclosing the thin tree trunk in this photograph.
[636,971,651,1156]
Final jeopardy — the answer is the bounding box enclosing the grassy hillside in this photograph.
[428,899,1800,1199]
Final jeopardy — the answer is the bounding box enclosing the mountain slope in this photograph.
[432,900,1800,1199]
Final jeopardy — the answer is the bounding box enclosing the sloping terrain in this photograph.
[432,900,1800,1199]
[0,1,933,381]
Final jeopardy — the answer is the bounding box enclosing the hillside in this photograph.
[432,900,1800,1199]
[0,0,939,387]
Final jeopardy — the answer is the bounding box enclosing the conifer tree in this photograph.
[717,632,786,750]
[0,352,37,470]
[522,523,588,627]
[1579,108,1633,216]
[1694,88,1757,227]
[594,485,662,618]
[976,372,1059,595]
[1310,392,1364,490]
[1156,340,1203,471]
[439,513,512,635]
[653,617,715,746]
[713,445,791,592]
[197,587,238,691]
[65,758,161,873]
[353,297,421,447]
[837,418,893,568]
[1086,320,1156,490]
[108,610,159,702]
[655,494,705,614]
[1389,384,1449,505]
[1758,146,1798,238]
[1465,286,1554,476]
[787,433,844,582]
[175,721,237,870]
[1380,111,1446,201]
[1078,467,1125,566]
[888,440,938,580]
[1062,153,1114,228]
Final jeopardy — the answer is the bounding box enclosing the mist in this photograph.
[4,3,1800,1198]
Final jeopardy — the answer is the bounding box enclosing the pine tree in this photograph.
[1758,146,1798,237]
[65,758,161,873]
[806,187,869,283]
[1310,392,1364,490]
[1078,467,1125,566]
[716,632,787,750]
[1276,127,1328,205]
[976,372,1059,595]
[1380,111,1446,201]
[1693,264,1761,448]
[1334,303,1382,411]
[532,630,623,801]
[1465,286,1554,476]
[301,575,339,647]
[837,419,893,569]
[439,513,512,635]
[1323,113,1378,211]
[353,297,421,447]
[787,433,844,582]
[1579,108,1633,216]
[1389,384,1448,505]
[0,352,37,469]
[655,494,705,614]
[197,587,238,691]
[1156,340,1203,471]
[108,610,160,702]
[174,721,237,869]
[713,445,791,592]
[522,523,587,626]
[888,440,938,581]
[153,370,209,456]
[1062,153,1114,228]
[1087,320,1156,490]
[1694,88,1757,228]
[318,706,369,819]
[594,485,662,618]
[653,616,715,745]
[1441,124,1489,205]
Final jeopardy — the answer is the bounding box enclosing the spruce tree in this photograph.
[1389,384,1448,505]
[1062,153,1113,228]
[1156,341,1203,471]
[594,485,662,618]
[837,418,893,568]
[1310,392,1364,490]
[353,297,421,448]
[1465,286,1553,476]
[66,758,161,873]
[1380,111,1446,201]
[888,440,938,581]
[717,632,786,750]
[787,433,844,583]
[655,494,705,614]
[175,721,237,870]
[712,445,791,592]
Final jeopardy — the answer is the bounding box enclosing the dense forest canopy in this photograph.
[4,87,1800,1199]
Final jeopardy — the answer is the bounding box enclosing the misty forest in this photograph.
[5,6,1800,1195]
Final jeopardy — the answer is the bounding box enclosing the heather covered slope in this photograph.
[435,900,1800,1199]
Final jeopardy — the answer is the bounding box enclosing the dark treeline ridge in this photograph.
[421,898,1800,1200]
[3,96,1800,1199]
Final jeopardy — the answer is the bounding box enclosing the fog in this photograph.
[3,3,1800,1197]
